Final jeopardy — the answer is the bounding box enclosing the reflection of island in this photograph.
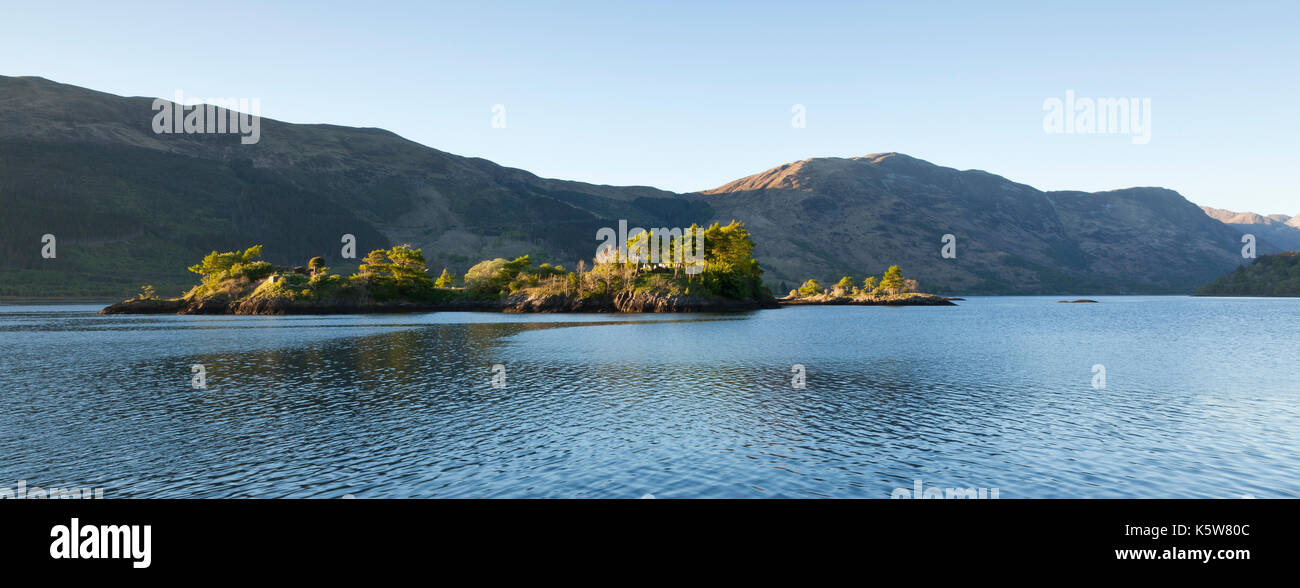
[103,222,786,315]
[776,267,956,306]
[1196,251,1300,297]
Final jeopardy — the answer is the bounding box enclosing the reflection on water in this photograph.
[0,297,1297,498]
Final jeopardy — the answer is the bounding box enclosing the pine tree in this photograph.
[879,265,905,294]
[434,268,455,287]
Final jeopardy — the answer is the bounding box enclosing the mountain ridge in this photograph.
[1200,205,1300,251]
[0,75,1254,296]
[693,154,1243,293]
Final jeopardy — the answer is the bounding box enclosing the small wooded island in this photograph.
[101,222,952,315]
[777,267,954,306]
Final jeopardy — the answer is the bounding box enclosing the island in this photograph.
[101,222,955,315]
[777,267,956,306]
[1196,251,1300,297]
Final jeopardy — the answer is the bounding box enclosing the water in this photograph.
[1,297,1297,498]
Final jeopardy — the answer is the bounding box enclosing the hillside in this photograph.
[1197,251,1300,296]
[0,75,1252,297]
[0,75,706,296]
[1200,206,1300,251]
[694,154,1245,294]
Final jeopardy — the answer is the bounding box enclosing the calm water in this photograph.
[1,296,1297,498]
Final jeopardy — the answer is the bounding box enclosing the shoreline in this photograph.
[777,293,957,307]
[98,293,784,315]
[97,291,965,315]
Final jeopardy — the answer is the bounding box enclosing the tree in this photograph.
[797,279,822,297]
[434,268,456,287]
[879,265,905,294]
[308,256,327,277]
[358,249,392,278]
[535,263,565,279]
[188,245,264,281]
[385,245,430,285]
[357,245,433,294]
[465,258,509,294]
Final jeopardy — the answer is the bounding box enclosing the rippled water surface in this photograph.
[1,297,1297,498]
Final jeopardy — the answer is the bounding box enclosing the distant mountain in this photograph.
[0,75,1252,297]
[694,154,1245,294]
[1200,206,1300,251]
[1198,251,1300,296]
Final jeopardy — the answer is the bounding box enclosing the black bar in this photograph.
[4,499,1287,576]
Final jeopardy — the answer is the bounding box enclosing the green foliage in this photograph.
[187,245,266,284]
[879,265,905,294]
[1198,251,1300,296]
[463,255,571,294]
[693,221,767,299]
[465,258,509,294]
[434,267,456,287]
[358,248,391,278]
[386,245,431,284]
[535,263,565,279]
[354,244,433,298]
[787,267,920,299]
[137,222,778,311]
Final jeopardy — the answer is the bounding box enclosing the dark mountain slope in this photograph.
[0,75,703,296]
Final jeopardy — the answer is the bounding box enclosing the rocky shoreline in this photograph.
[777,293,957,307]
[99,291,781,315]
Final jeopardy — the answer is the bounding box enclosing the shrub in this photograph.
[797,279,822,297]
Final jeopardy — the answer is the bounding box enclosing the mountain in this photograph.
[0,75,1250,297]
[0,75,707,296]
[1198,251,1300,296]
[694,154,1245,294]
[1200,206,1300,251]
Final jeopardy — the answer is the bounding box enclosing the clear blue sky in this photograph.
[3,0,1296,213]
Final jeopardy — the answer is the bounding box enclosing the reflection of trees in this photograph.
[183,321,606,422]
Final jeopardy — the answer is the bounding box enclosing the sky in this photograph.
[2,0,1297,214]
